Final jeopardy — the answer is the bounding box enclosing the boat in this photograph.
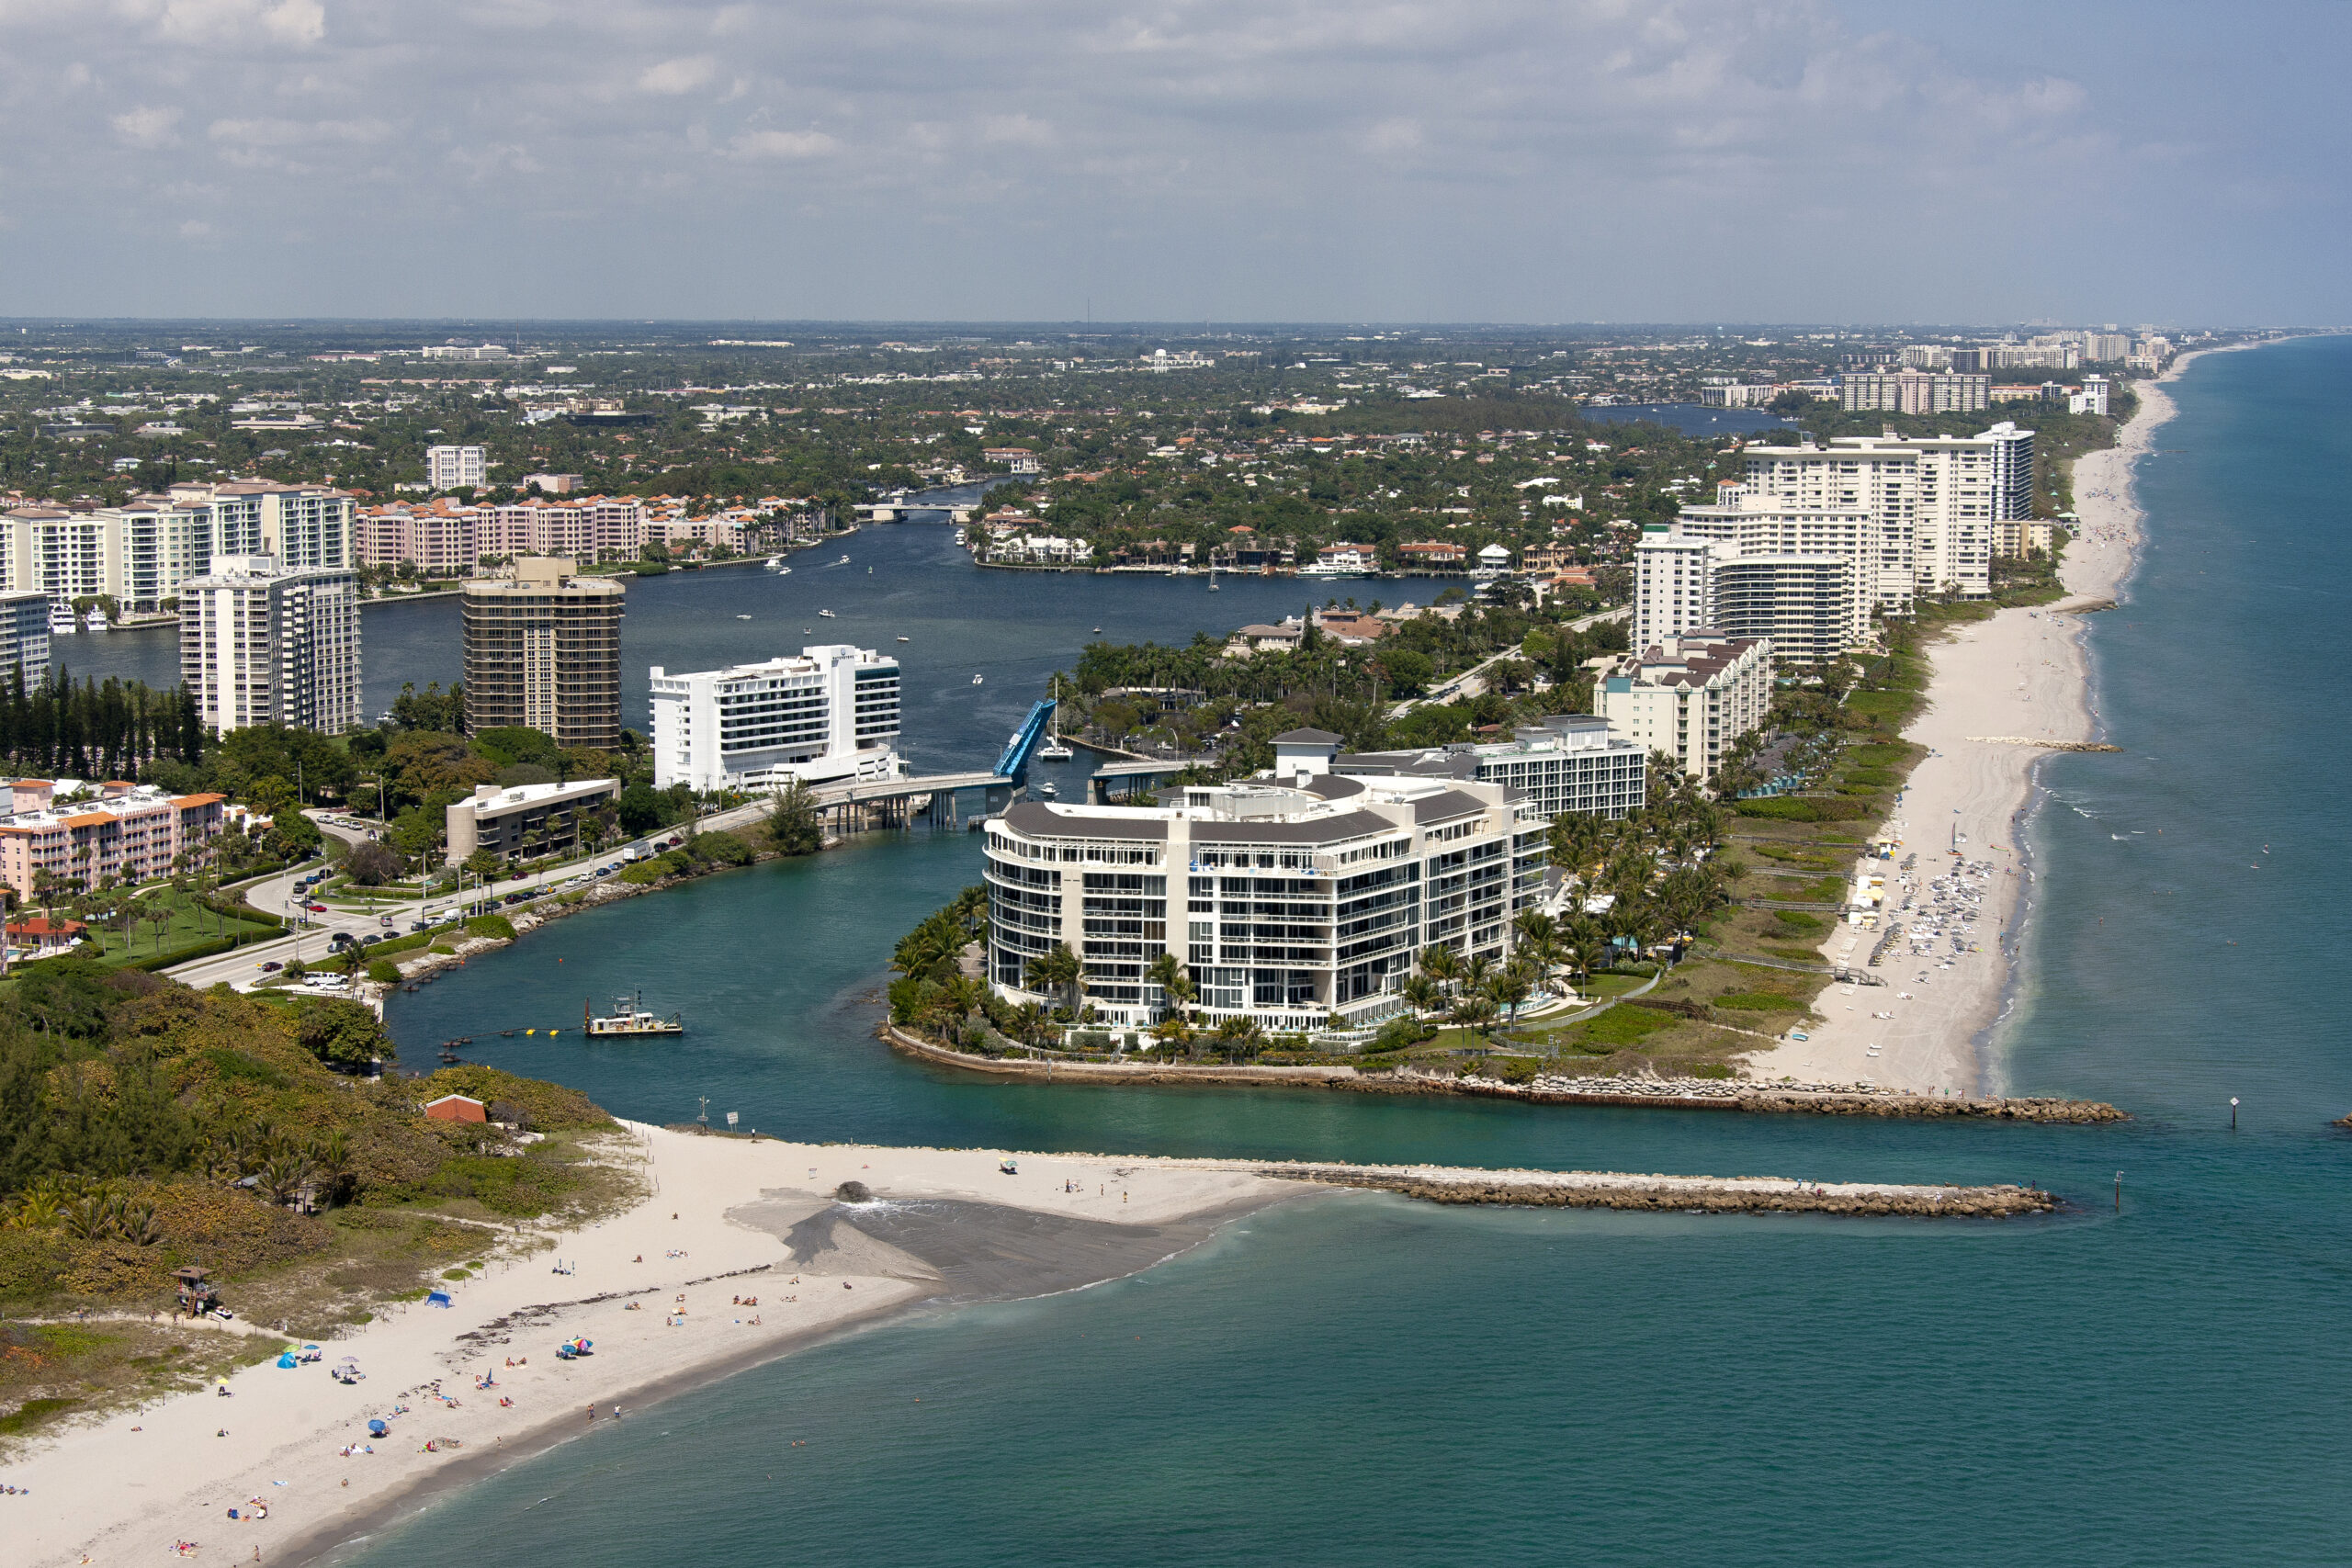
[1038,782,1057,798]
[584,991,684,1037]
[735,614,752,620]
[1036,675,1075,761]
[896,636,910,642]
[818,608,836,618]
[836,554,852,565]
[1091,626,1102,634]
[774,565,791,576]
[84,608,108,633]
[971,674,984,685]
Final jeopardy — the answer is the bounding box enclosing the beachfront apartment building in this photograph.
[1631,526,1724,649]
[1341,715,1647,822]
[0,779,228,897]
[1634,519,1862,664]
[1598,634,1772,783]
[981,729,1549,1034]
[649,646,903,795]
[1706,555,1856,668]
[425,445,488,491]
[459,558,625,749]
[1736,427,2035,604]
[178,556,364,735]
[1842,371,1991,414]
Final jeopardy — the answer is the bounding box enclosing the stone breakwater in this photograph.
[879,1028,2126,1123]
[1250,1161,2054,1218]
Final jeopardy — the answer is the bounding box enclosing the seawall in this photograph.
[880,1026,2126,1123]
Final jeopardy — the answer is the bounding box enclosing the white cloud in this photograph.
[728,128,839,160]
[639,55,716,95]
[0,0,2324,321]
[112,106,182,147]
[980,114,1053,147]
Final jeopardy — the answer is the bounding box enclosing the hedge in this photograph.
[368,960,401,984]
[465,913,516,941]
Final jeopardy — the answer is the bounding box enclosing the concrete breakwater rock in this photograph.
[1254,1161,2054,1218]
[880,1027,2125,1123]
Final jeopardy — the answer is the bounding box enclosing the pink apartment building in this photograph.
[0,780,228,897]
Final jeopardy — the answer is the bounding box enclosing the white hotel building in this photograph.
[650,645,903,794]
[983,729,1549,1033]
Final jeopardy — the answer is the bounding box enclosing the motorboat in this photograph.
[896,635,910,642]
[585,992,683,1038]
[735,614,752,620]
[765,556,785,570]
[1038,782,1058,798]
[836,554,852,565]
[971,674,984,685]
[84,608,108,632]
[818,609,836,618]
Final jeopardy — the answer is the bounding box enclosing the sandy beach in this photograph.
[1742,363,2193,1093]
[8,1125,1292,1568]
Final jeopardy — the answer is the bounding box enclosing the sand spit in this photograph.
[10,1127,1289,1568]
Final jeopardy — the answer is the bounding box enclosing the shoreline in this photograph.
[16,1126,2082,1567]
[1740,355,2199,1095]
[14,1127,1295,1568]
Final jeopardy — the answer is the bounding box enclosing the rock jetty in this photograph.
[1251,1160,2053,1217]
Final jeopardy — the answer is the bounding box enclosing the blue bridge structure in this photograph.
[994,698,1059,787]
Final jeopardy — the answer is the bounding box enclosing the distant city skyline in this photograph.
[0,1,2343,325]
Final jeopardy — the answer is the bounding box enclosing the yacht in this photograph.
[1036,675,1075,761]
[764,556,785,570]
[83,608,108,633]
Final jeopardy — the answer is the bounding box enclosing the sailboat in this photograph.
[1207,563,1221,592]
[1037,675,1074,761]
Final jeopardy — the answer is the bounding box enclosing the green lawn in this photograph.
[66,891,279,969]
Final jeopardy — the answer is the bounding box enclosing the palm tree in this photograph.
[1418,942,1463,998]
[1211,1014,1261,1062]
[310,1131,355,1210]
[1145,952,1190,1021]
[1399,973,1443,1015]
[1025,943,1086,1018]
[1150,1013,1194,1058]
[1488,959,1538,1026]
[1449,993,1499,1041]
[1011,1001,1052,1050]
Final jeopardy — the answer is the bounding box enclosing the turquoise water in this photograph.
[353,341,2352,1566]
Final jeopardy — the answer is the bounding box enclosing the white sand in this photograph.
[1741,366,2193,1093]
[12,1126,1290,1568]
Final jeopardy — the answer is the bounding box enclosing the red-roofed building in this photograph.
[0,780,227,897]
[6,916,86,953]
[423,1094,487,1123]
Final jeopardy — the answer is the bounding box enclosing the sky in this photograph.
[0,0,2344,325]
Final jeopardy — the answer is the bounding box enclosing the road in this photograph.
[164,809,694,991]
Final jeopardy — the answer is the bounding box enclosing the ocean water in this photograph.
[347,342,2352,1566]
